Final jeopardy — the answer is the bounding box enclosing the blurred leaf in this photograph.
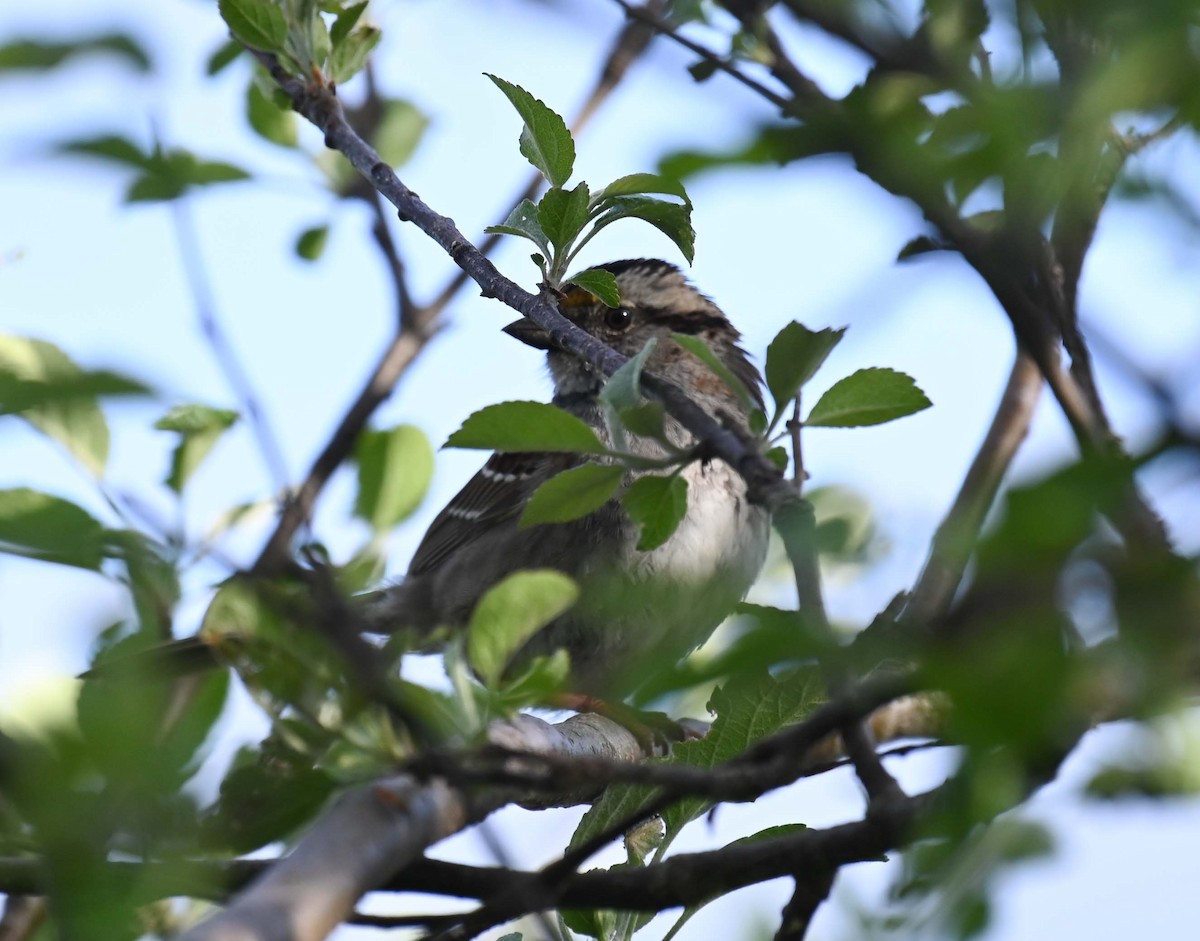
[445,401,606,454]
[0,335,148,474]
[466,570,579,688]
[373,98,429,168]
[295,223,330,261]
[0,488,106,570]
[520,462,623,528]
[205,38,243,75]
[564,267,620,307]
[764,322,845,423]
[155,404,239,494]
[218,0,287,53]
[622,474,687,551]
[107,529,181,634]
[247,80,298,148]
[538,182,590,252]
[806,368,931,427]
[0,33,151,72]
[600,337,656,414]
[486,74,575,187]
[491,649,571,711]
[328,24,380,84]
[485,198,551,258]
[58,133,151,169]
[591,196,695,263]
[353,424,434,533]
[659,123,839,181]
[671,332,756,410]
[596,172,691,207]
[331,2,368,48]
[125,151,250,203]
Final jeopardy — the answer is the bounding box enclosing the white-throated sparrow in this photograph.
[366,259,769,698]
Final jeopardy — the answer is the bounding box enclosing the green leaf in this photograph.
[124,151,250,203]
[445,401,606,454]
[295,224,329,261]
[764,322,845,421]
[330,1,368,47]
[591,196,695,263]
[622,475,687,551]
[58,134,151,170]
[107,529,181,634]
[537,183,591,252]
[0,488,106,570]
[599,337,656,413]
[328,24,380,84]
[486,74,575,187]
[0,34,151,73]
[491,649,571,710]
[155,404,240,494]
[218,0,288,53]
[671,332,757,411]
[247,80,298,148]
[595,172,691,207]
[206,38,243,75]
[373,98,429,168]
[805,367,932,427]
[563,267,620,308]
[0,335,148,474]
[467,570,579,688]
[353,424,434,532]
[519,463,624,528]
[484,199,551,258]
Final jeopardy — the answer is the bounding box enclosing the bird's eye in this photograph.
[604,307,633,331]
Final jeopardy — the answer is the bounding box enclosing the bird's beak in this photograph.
[503,317,553,350]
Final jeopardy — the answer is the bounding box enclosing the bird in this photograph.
[364,258,770,701]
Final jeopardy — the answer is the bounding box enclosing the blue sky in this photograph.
[2,1,1199,938]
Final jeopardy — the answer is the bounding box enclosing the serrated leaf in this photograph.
[373,98,429,168]
[0,488,106,570]
[537,183,590,252]
[484,198,550,258]
[805,367,932,427]
[445,401,606,454]
[671,332,757,410]
[622,475,687,551]
[155,404,239,494]
[295,224,329,261]
[564,268,620,307]
[247,80,297,148]
[595,172,691,207]
[486,74,575,187]
[0,34,151,73]
[764,322,845,423]
[328,25,380,84]
[519,463,624,528]
[0,335,148,474]
[467,570,579,688]
[599,337,656,413]
[218,0,287,53]
[353,424,434,532]
[591,196,694,263]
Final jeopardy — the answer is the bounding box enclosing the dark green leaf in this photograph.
[295,224,329,261]
[353,424,434,532]
[805,367,932,427]
[107,529,181,634]
[595,172,691,207]
[247,80,298,148]
[124,152,250,203]
[0,335,147,474]
[687,58,719,82]
[659,123,838,181]
[622,475,687,551]
[445,401,606,454]
[218,0,288,53]
[537,183,591,252]
[0,488,106,570]
[0,34,151,73]
[564,267,620,307]
[206,38,243,75]
[330,1,368,48]
[58,134,150,170]
[467,570,579,688]
[486,74,575,187]
[671,332,756,410]
[591,196,695,263]
[154,404,239,494]
[373,98,429,168]
[519,463,624,528]
[484,199,551,258]
[764,322,846,421]
[328,25,380,84]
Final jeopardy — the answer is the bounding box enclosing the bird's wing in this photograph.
[408,451,580,576]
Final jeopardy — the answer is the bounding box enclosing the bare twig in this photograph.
[773,869,834,940]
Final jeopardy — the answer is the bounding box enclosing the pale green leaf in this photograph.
[622,474,687,551]
[445,401,606,454]
[519,463,624,528]
[0,488,106,570]
[353,424,434,532]
[467,570,579,688]
[805,367,932,427]
[155,404,239,494]
[563,267,620,307]
[218,0,287,53]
